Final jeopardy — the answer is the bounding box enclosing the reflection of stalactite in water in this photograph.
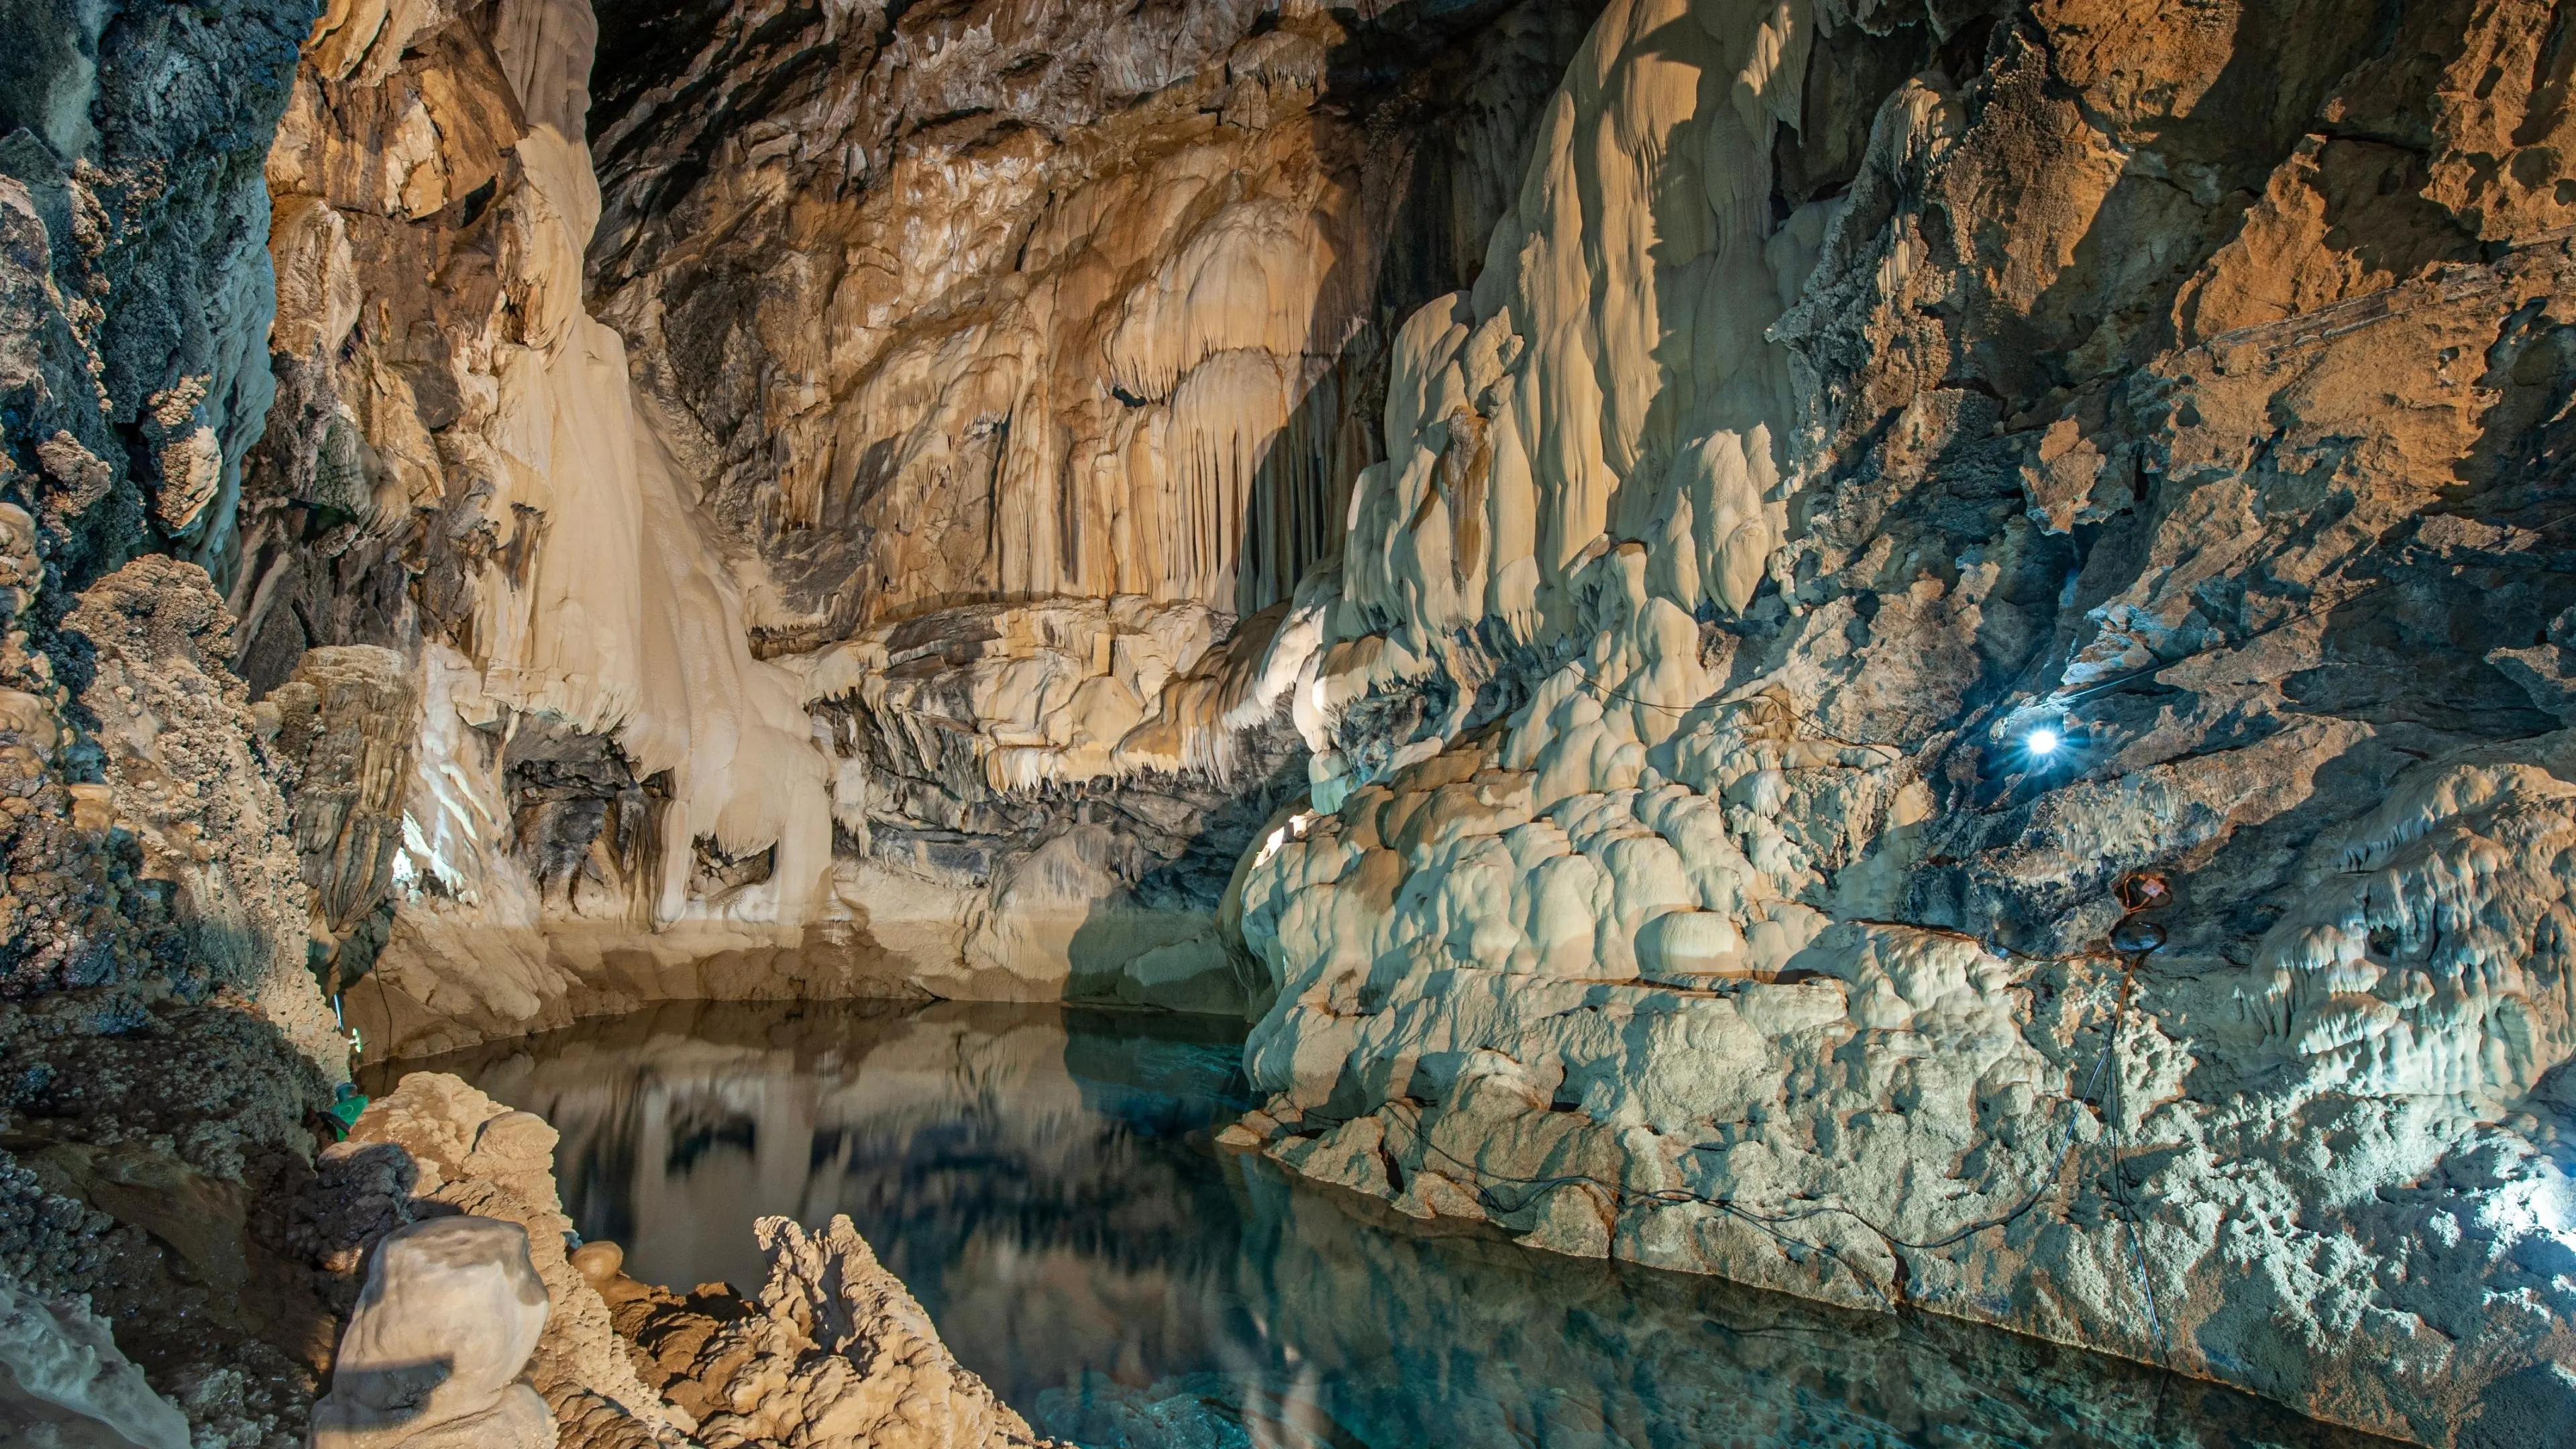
[396,1000,2397,1449]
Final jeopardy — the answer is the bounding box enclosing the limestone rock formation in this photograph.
[309,1216,556,1449]
[586,0,1596,634]
[1224,0,2576,1443]
[239,0,861,1044]
[265,645,423,998]
[8,0,2576,1440]
[231,0,1609,1038]
[58,556,343,1065]
[339,1072,686,1448]
[337,1070,1067,1448]
[1,0,339,1062]
[0,1274,191,1449]
[806,594,1307,1008]
[603,1216,1065,1449]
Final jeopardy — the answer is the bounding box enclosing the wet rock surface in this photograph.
[2,0,2574,1444]
[1226,0,2576,1442]
[337,1067,1065,1449]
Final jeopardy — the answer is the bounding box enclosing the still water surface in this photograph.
[386,1000,2392,1449]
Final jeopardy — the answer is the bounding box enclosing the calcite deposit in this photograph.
[600,1217,1066,1449]
[333,1069,1061,1449]
[309,1216,557,1449]
[223,0,1609,1046]
[1222,0,2576,1443]
[5,0,2576,1442]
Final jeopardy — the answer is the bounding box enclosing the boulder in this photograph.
[309,1217,553,1449]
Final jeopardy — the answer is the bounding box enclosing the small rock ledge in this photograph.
[327,1071,1064,1449]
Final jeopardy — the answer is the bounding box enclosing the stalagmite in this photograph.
[5,0,2576,1444]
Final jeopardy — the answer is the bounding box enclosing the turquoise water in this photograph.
[392,1000,2392,1449]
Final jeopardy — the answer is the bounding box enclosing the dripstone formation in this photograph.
[0,0,2573,1445]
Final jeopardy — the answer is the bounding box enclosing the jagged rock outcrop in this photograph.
[0,56,350,1446]
[60,555,344,1065]
[598,1217,1065,1449]
[0,0,303,582]
[264,644,423,996]
[1,0,339,1058]
[339,1070,1063,1449]
[339,1071,687,1448]
[1226,0,2576,1444]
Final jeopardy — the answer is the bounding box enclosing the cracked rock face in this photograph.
[585,0,1596,637]
[1223,0,2576,1442]
[235,0,1605,1033]
[11,0,2576,1442]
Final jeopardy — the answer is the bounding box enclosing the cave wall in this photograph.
[585,0,1597,637]
[1226,0,2576,1442]
[237,0,859,1057]
[0,4,381,1443]
[238,0,1605,1055]
[1,0,2572,1441]
[0,0,339,1059]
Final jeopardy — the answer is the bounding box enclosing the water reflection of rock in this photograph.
[1233,1173,2392,1449]
[393,1003,2390,1449]
[390,1000,1259,1411]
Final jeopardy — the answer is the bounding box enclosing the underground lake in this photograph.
[373,1000,2404,1449]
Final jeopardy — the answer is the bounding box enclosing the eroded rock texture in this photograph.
[0,28,350,1442]
[587,0,1595,634]
[339,1071,691,1448]
[0,983,348,1448]
[600,1216,1067,1449]
[242,0,1605,1046]
[0,0,337,1051]
[337,1069,1062,1449]
[1224,0,2576,1442]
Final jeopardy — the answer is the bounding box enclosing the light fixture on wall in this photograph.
[2016,715,2080,767]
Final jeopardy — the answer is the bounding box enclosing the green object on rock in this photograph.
[330,1085,369,1138]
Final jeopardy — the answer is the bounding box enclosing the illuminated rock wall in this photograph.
[240,0,1597,1053]
[1228,1,2576,1443]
